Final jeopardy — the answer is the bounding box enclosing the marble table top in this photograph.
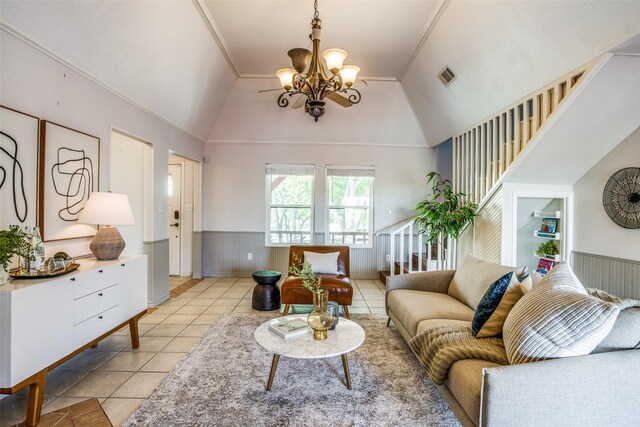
[254,314,365,359]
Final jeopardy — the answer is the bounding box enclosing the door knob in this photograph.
[170,223,179,227]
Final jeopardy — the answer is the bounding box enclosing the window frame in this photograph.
[265,163,315,247]
[325,165,375,248]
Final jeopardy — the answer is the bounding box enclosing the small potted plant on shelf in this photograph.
[288,255,334,340]
[536,241,560,259]
[414,172,478,261]
[0,226,33,285]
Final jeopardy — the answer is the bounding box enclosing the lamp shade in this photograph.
[322,48,347,72]
[77,192,135,226]
[276,68,296,90]
[339,65,360,86]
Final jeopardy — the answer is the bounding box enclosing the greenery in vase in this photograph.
[0,226,33,270]
[414,172,478,254]
[536,241,560,258]
[288,255,322,294]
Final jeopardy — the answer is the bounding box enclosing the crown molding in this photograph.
[192,0,240,77]
[239,73,398,82]
[397,0,450,81]
[0,22,206,144]
[204,139,430,149]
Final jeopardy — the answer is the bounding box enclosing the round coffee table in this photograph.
[254,314,365,391]
[251,270,281,311]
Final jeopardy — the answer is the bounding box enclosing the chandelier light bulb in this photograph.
[339,65,360,87]
[276,68,296,90]
[322,48,348,74]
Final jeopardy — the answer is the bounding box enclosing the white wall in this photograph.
[202,143,436,233]
[0,29,204,257]
[208,78,427,147]
[573,126,640,262]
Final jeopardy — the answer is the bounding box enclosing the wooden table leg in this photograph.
[341,354,352,390]
[266,355,280,391]
[25,369,47,427]
[129,315,141,349]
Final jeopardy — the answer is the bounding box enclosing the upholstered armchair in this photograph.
[281,245,353,319]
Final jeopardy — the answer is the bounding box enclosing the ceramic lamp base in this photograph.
[89,226,126,260]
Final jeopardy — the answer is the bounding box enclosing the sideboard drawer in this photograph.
[73,284,120,325]
[73,305,121,348]
[72,264,121,300]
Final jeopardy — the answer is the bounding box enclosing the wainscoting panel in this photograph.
[193,232,202,279]
[571,251,640,299]
[144,239,170,307]
[473,186,503,264]
[201,231,388,278]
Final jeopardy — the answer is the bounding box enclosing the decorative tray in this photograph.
[9,263,80,280]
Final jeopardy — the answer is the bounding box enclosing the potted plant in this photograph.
[536,241,560,259]
[414,172,478,262]
[0,226,33,285]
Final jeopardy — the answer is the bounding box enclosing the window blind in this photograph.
[265,164,315,176]
[326,165,375,177]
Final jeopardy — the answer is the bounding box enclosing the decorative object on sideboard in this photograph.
[602,167,640,229]
[0,225,33,285]
[266,0,363,122]
[39,120,100,241]
[77,192,135,260]
[0,106,39,229]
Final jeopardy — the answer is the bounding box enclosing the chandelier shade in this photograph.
[273,0,362,122]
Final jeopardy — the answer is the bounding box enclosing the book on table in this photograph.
[269,318,311,339]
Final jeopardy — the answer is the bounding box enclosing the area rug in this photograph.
[124,313,460,427]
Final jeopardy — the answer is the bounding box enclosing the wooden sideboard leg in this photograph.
[129,315,141,349]
[25,369,47,427]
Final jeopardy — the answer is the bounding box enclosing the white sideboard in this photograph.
[0,255,148,426]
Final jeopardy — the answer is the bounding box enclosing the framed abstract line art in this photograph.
[0,105,39,230]
[39,120,100,241]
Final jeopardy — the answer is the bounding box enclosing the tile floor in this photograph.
[0,276,387,427]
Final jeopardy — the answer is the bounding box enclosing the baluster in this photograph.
[408,224,413,273]
[437,238,442,271]
[453,136,458,193]
[533,94,540,134]
[390,232,395,276]
[399,228,405,275]
[479,124,486,200]
[513,104,521,158]
[417,232,423,272]
[474,127,480,203]
[506,109,513,169]
[523,100,530,145]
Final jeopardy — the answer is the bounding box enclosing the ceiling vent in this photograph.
[438,66,456,86]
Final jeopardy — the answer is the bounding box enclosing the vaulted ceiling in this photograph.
[1,1,639,145]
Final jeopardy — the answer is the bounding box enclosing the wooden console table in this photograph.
[0,255,148,426]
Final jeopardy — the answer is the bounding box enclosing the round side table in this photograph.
[251,270,281,311]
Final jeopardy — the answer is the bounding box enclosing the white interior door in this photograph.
[168,164,182,276]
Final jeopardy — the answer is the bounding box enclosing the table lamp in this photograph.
[77,192,135,260]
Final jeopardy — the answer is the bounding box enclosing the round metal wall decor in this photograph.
[602,167,640,229]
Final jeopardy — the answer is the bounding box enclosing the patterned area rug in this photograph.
[124,313,459,427]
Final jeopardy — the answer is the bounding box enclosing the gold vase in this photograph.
[307,290,334,340]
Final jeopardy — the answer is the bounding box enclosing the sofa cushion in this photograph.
[592,307,640,353]
[445,359,502,424]
[303,251,339,274]
[472,272,528,338]
[387,290,474,337]
[503,264,620,364]
[416,319,472,336]
[448,255,519,310]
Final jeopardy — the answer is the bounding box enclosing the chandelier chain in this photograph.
[314,0,319,19]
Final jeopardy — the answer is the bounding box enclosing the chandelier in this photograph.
[274,0,362,122]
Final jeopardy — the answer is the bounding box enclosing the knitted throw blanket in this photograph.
[587,288,640,310]
[408,325,508,385]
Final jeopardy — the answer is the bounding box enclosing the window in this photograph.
[326,166,374,247]
[266,164,314,245]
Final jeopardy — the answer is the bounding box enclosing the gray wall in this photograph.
[144,239,170,306]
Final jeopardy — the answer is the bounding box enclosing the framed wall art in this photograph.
[0,105,39,229]
[39,120,100,241]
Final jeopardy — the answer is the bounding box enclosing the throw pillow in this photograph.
[472,272,528,338]
[303,251,339,274]
[503,264,620,364]
[447,254,520,310]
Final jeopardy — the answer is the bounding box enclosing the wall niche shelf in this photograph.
[534,253,561,262]
[534,230,561,240]
[534,210,561,219]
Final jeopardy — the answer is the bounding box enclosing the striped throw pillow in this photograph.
[503,263,620,364]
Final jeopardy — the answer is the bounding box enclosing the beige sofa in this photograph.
[386,262,640,427]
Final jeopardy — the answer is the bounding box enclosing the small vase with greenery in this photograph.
[0,226,33,285]
[414,172,478,261]
[536,241,560,258]
[288,255,333,339]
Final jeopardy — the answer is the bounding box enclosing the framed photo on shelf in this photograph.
[39,120,100,242]
[540,218,558,234]
[0,105,39,229]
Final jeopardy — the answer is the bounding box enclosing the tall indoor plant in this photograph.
[414,172,478,262]
[0,226,33,285]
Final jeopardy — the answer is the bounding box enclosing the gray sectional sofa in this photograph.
[386,261,640,427]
